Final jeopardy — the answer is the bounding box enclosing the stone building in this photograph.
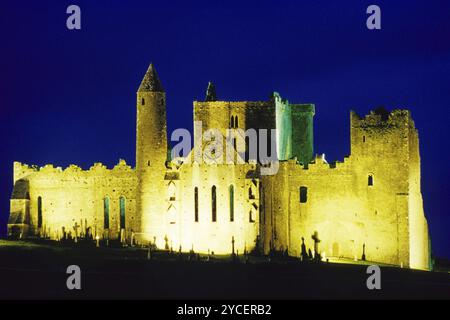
[7,64,431,270]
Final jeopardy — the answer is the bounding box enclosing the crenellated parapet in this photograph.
[194,100,271,110]
[349,108,418,165]
[89,162,109,172]
[13,159,135,184]
[112,159,134,173]
[351,108,414,133]
[279,152,352,176]
[13,162,41,183]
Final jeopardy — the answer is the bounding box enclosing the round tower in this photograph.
[136,63,167,170]
[136,63,167,244]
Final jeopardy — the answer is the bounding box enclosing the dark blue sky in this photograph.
[0,0,449,258]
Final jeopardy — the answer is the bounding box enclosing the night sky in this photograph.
[0,1,449,258]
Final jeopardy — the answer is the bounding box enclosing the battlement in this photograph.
[193,100,271,111]
[194,95,315,113]
[13,159,134,182]
[351,108,414,129]
[284,152,351,172]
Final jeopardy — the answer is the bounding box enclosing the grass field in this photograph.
[0,239,449,299]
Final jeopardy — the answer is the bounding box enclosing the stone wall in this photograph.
[150,161,261,254]
[9,160,137,242]
[260,108,430,270]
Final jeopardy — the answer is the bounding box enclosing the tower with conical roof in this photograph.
[136,63,167,243]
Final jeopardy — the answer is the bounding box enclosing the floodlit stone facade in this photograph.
[8,64,431,270]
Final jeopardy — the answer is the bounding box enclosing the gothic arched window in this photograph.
[194,187,199,222]
[104,196,110,229]
[212,186,217,222]
[37,196,43,228]
[119,196,126,229]
[229,185,234,222]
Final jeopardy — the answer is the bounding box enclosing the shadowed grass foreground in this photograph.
[0,240,449,299]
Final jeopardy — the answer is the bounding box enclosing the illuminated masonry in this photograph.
[8,64,431,270]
